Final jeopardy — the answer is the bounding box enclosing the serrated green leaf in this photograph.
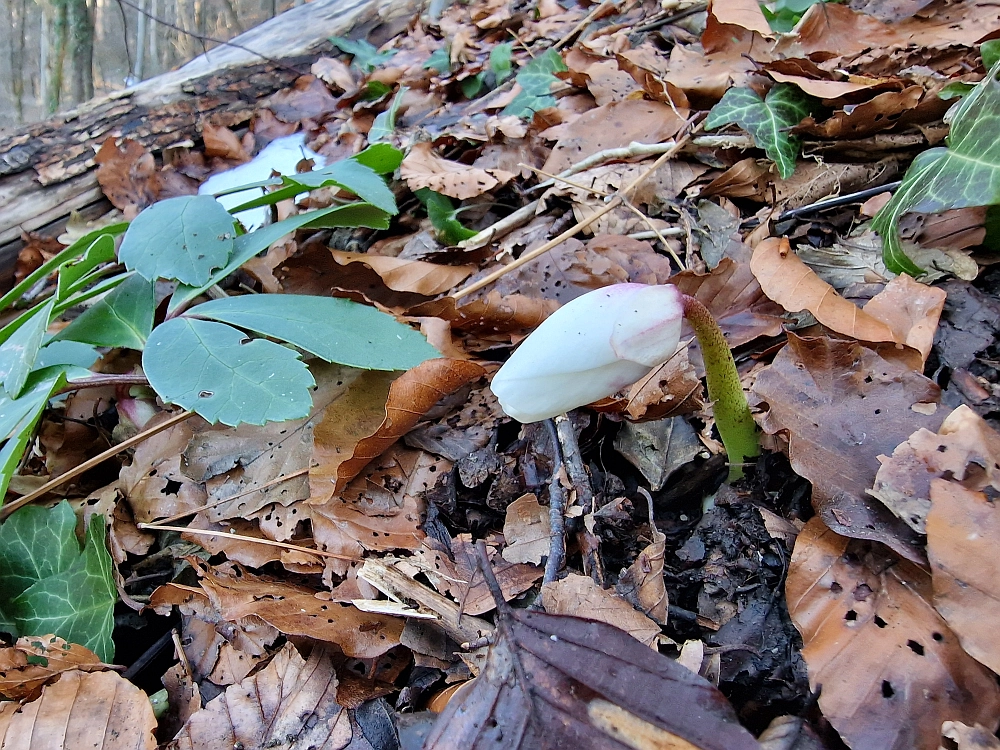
[0,225,128,315]
[502,48,568,118]
[353,143,405,174]
[329,36,396,73]
[190,295,440,371]
[55,234,117,303]
[120,195,236,286]
[169,203,392,315]
[55,274,154,350]
[424,48,452,73]
[370,87,408,144]
[416,188,478,245]
[873,59,1000,274]
[490,42,514,83]
[0,300,54,399]
[705,83,814,179]
[290,159,397,214]
[6,507,116,662]
[143,318,314,425]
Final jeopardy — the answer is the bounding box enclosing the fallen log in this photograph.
[0,0,421,287]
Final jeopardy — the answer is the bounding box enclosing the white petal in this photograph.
[609,284,684,367]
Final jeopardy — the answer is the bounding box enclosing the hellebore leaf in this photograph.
[416,188,478,245]
[189,294,440,371]
[0,502,116,663]
[55,273,154,350]
[705,83,815,179]
[143,318,314,426]
[503,48,568,119]
[873,59,1000,275]
[423,48,452,74]
[369,87,408,143]
[54,233,117,303]
[0,371,66,501]
[0,300,54,399]
[328,36,396,73]
[119,195,236,286]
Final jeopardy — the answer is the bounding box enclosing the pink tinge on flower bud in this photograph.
[490,283,684,423]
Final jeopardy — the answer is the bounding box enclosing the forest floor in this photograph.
[2,0,1000,748]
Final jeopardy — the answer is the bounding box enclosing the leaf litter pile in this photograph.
[6,0,1000,747]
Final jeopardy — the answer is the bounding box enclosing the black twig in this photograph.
[543,418,567,585]
[475,539,511,616]
[634,3,708,32]
[743,180,903,228]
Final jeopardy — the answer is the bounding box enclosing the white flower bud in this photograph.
[490,284,684,422]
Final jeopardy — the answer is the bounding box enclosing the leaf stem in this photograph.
[680,294,760,480]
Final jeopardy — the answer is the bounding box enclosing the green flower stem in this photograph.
[680,294,760,480]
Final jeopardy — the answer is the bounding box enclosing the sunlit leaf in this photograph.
[873,59,1000,274]
[190,294,441,371]
[705,84,815,179]
[119,195,236,285]
[143,318,314,426]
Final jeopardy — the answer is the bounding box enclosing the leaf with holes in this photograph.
[143,318,314,426]
[873,59,1000,274]
[119,195,236,285]
[0,502,116,662]
[55,273,154,350]
[705,84,815,179]
[190,294,439,371]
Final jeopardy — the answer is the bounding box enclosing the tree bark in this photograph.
[67,0,94,103]
[0,0,421,289]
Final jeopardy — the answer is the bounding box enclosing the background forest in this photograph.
[0,0,299,127]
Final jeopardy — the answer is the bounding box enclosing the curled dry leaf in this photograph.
[401,142,515,200]
[709,0,773,36]
[0,635,103,701]
[615,516,668,625]
[751,237,945,365]
[870,405,1000,533]
[409,292,559,335]
[926,479,1000,675]
[786,517,1000,750]
[501,493,551,566]
[542,574,661,649]
[170,643,353,750]
[426,604,759,749]
[753,333,944,564]
[0,669,156,750]
[329,251,475,296]
[201,123,251,163]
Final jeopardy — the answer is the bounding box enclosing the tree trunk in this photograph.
[43,0,68,114]
[0,0,422,288]
[67,0,94,103]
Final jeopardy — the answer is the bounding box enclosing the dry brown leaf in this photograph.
[753,333,944,563]
[781,2,902,57]
[542,574,661,649]
[870,405,1000,533]
[201,123,251,163]
[795,87,924,139]
[584,59,643,106]
[786,517,1000,750]
[615,521,668,625]
[701,158,771,201]
[170,643,353,750]
[767,69,879,99]
[408,292,559,335]
[263,74,340,123]
[541,100,688,175]
[940,722,1000,750]
[401,142,515,200]
[0,636,104,701]
[615,46,690,109]
[193,561,404,659]
[0,669,156,749]
[709,0,773,37]
[95,137,161,216]
[501,493,551,566]
[926,479,1000,675]
[310,56,358,94]
[329,251,475,296]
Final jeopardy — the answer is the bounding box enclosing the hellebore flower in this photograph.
[490,284,684,423]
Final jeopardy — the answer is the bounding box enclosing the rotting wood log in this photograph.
[0,0,423,288]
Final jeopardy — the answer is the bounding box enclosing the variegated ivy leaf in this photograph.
[705,84,815,179]
[873,58,1000,275]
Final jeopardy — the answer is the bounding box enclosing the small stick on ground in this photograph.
[543,418,567,586]
[555,415,605,586]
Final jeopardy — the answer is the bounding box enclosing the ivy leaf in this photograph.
[369,87,408,143]
[705,84,815,179]
[55,274,154,350]
[416,188,478,245]
[328,36,396,72]
[120,195,236,286]
[0,300,54,399]
[143,318,314,426]
[0,502,116,662]
[873,59,1000,274]
[190,295,440,371]
[169,203,392,315]
[503,48,568,119]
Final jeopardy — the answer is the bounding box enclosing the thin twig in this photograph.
[56,373,150,396]
[452,125,697,300]
[474,539,511,615]
[143,467,310,527]
[542,419,567,586]
[0,410,195,521]
[136,523,356,560]
[620,198,686,269]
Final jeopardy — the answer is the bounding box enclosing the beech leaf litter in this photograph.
[7,0,1000,747]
